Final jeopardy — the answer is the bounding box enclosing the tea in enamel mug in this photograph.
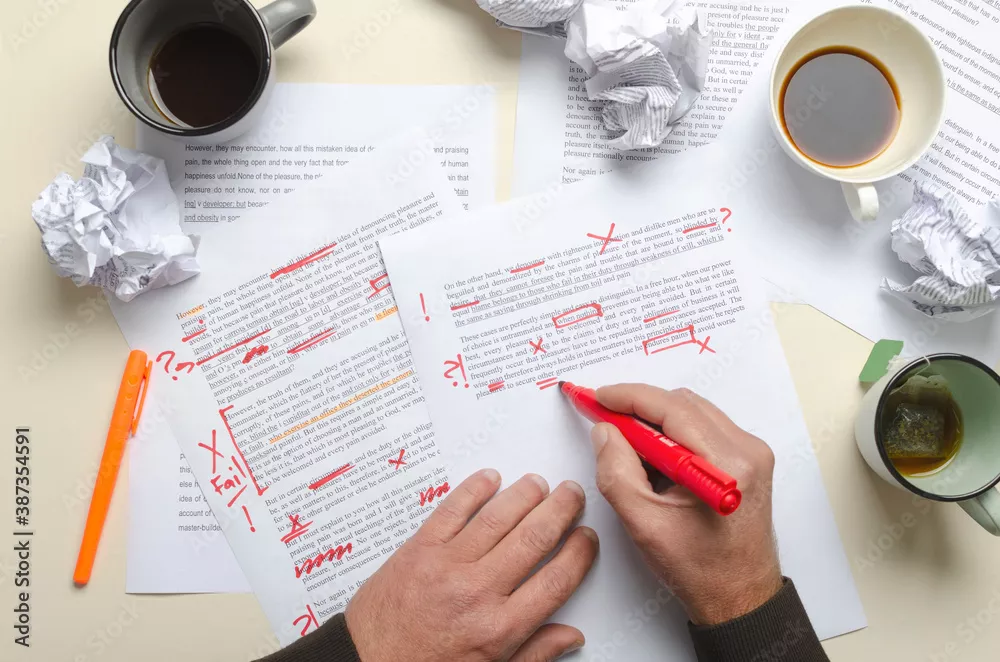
[780,46,901,168]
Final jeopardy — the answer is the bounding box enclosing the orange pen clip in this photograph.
[73,350,152,586]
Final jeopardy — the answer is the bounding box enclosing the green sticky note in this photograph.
[859,340,905,383]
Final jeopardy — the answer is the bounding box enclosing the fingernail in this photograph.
[590,424,609,454]
[527,473,550,493]
[481,468,501,484]
[562,480,585,499]
[563,639,585,656]
[579,527,599,546]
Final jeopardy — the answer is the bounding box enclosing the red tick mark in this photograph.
[488,380,505,393]
[308,463,354,490]
[552,303,604,329]
[510,260,545,274]
[450,300,480,312]
[270,243,337,279]
[388,449,407,470]
[182,328,206,342]
[682,222,718,234]
[287,328,336,355]
[587,223,622,255]
[242,505,255,533]
[529,337,546,355]
[280,514,313,545]
[196,328,271,366]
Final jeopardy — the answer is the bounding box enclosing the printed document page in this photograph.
[128,84,495,594]
[715,1,1000,364]
[511,0,803,195]
[111,137,455,642]
[380,145,866,658]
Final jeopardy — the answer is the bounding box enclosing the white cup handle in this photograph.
[841,182,879,222]
[959,488,1000,536]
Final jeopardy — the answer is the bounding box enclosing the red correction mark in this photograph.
[552,303,604,329]
[295,543,354,579]
[242,344,269,364]
[155,350,195,381]
[280,514,314,545]
[196,328,271,366]
[720,207,733,232]
[488,380,505,393]
[389,449,407,470]
[537,377,559,391]
[510,260,545,274]
[270,242,337,279]
[308,463,354,490]
[287,328,336,355]
[420,293,430,321]
[450,300,480,312]
[642,325,696,356]
[529,337,546,354]
[643,309,680,324]
[198,429,224,474]
[682,221,717,234]
[220,405,268,496]
[209,456,249,508]
[419,482,451,506]
[444,354,470,388]
[242,505,256,533]
[587,223,622,255]
[293,605,320,638]
[367,273,390,299]
[695,335,715,354]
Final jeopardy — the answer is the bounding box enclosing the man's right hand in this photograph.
[590,384,784,626]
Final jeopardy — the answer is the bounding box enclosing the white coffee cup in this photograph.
[110,0,316,144]
[768,5,946,222]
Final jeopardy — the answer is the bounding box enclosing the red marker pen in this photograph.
[560,382,742,516]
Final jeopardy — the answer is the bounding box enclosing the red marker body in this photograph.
[560,382,742,516]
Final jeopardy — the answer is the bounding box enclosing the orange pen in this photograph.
[73,350,152,586]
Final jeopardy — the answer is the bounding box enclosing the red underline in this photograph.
[450,300,480,311]
[287,329,336,355]
[308,463,354,490]
[682,222,718,234]
[510,261,545,274]
[182,328,207,342]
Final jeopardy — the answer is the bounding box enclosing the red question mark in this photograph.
[720,207,733,232]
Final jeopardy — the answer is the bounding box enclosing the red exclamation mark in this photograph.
[420,293,430,321]
[242,505,256,533]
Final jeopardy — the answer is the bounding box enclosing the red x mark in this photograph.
[389,449,407,470]
[529,337,546,355]
[586,223,622,255]
[198,430,224,474]
[695,336,716,354]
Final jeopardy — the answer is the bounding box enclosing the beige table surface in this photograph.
[2,1,998,660]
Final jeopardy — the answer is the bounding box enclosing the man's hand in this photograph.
[590,384,782,626]
[346,470,598,661]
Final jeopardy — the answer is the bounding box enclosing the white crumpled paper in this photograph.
[476,0,711,150]
[881,186,1000,322]
[32,136,199,302]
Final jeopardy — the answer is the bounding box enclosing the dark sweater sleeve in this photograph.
[256,613,361,662]
[688,578,828,662]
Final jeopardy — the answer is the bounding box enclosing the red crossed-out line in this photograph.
[682,222,717,234]
[450,300,480,311]
[196,328,271,366]
[308,463,354,490]
[287,328,336,355]
[488,381,505,392]
[510,261,545,274]
[270,243,337,279]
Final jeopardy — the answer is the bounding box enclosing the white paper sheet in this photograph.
[127,84,495,594]
[511,0,801,195]
[112,135,459,641]
[379,144,866,657]
[713,0,1000,365]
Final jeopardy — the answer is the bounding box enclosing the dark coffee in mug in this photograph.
[149,25,261,128]
[780,46,901,168]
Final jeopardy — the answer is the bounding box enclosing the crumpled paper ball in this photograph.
[31,135,200,302]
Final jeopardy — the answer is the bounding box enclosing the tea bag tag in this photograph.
[859,339,905,383]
